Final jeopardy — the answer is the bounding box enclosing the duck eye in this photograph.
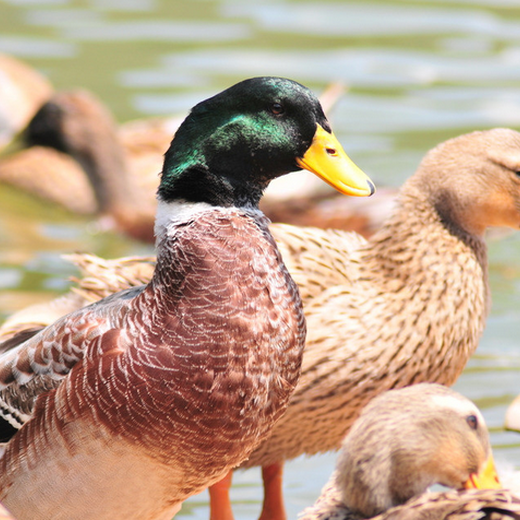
[270,103,285,115]
[466,415,478,430]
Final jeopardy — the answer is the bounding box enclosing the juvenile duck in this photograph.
[300,384,519,520]
[0,77,374,520]
[3,129,515,520]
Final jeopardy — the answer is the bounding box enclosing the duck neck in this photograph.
[163,166,265,208]
[133,198,305,464]
[158,145,267,208]
[363,186,489,287]
[153,199,218,248]
[74,127,139,214]
[355,185,491,386]
[150,199,267,288]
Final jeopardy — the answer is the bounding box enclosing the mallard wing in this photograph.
[0,286,145,434]
[0,255,156,344]
[0,293,88,344]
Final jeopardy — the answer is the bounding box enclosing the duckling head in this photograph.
[334,383,500,518]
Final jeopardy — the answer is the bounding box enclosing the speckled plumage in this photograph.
[244,128,520,474]
[0,207,305,519]
[248,195,488,466]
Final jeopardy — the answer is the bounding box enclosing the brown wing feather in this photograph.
[0,286,145,433]
[301,488,520,520]
[0,209,305,503]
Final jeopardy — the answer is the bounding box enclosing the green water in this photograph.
[1,0,520,518]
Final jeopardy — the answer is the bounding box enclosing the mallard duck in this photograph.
[0,82,385,241]
[0,76,374,520]
[3,129,516,520]
[299,383,520,520]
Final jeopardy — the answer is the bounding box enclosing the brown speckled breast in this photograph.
[0,207,305,505]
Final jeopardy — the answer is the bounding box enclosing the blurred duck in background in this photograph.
[0,53,53,151]
[0,55,392,241]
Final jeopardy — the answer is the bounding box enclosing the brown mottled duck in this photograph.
[239,128,520,520]
[300,383,520,520]
[0,89,174,241]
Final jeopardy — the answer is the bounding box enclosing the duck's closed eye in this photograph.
[466,414,478,430]
[270,103,285,115]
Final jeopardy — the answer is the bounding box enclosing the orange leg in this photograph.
[258,462,287,520]
[209,470,235,520]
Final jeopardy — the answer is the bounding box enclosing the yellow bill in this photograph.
[463,454,501,490]
[296,124,375,197]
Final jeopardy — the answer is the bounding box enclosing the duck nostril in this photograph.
[326,147,337,156]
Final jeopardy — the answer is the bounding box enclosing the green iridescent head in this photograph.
[158,77,374,207]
